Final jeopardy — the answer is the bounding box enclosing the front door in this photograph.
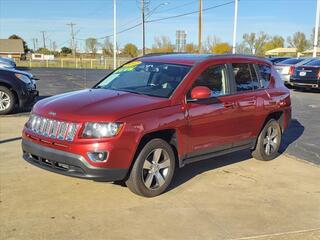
[185,64,238,157]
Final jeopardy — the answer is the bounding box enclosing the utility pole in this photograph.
[141,0,146,55]
[32,38,37,52]
[40,31,46,49]
[67,22,76,59]
[113,0,117,69]
[232,0,239,54]
[198,0,202,53]
[313,0,320,57]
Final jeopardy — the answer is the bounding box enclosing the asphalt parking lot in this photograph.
[0,68,319,240]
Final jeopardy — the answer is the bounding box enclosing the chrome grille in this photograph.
[26,114,77,142]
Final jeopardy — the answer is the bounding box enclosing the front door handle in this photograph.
[224,102,235,109]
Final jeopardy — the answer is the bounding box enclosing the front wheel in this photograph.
[0,86,15,115]
[252,119,282,161]
[126,138,176,197]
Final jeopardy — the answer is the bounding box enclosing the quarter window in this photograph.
[192,64,227,97]
[258,64,271,88]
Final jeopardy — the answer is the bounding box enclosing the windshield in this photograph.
[278,58,304,65]
[95,61,192,98]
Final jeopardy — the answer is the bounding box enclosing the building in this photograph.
[265,47,297,57]
[0,39,24,59]
[176,30,187,52]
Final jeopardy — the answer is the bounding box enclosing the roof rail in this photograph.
[140,52,192,57]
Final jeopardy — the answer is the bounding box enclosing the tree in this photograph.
[287,32,310,53]
[61,47,72,54]
[236,42,251,54]
[242,32,269,56]
[263,35,285,52]
[203,35,221,53]
[85,37,98,55]
[102,37,114,56]
[152,36,174,53]
[211,42,232,54]
[185,43,198,53]
[310,27,320,47]
[122,43,138,57]
[9,34,30,54]
[37,47,51,54]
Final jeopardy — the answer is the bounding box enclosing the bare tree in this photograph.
[85,37,98,56]
[242,32,269,55]
[287,32,310,53]
[152,36,174,53]
[203,35,221,53]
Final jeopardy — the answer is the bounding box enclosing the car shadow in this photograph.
[169,149,251,191]
[8,95,51,116]
[279,118,304,153]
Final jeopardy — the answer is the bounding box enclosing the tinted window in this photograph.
[304,59,320,66]
[232,63,253,92]
[278,58,304,65]
[258,64,271,88]
[192,64,227,97]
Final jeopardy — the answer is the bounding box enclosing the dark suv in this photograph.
[22,54,291,197]
[0,68,38,114]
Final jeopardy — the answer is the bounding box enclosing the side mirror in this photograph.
[190,86,211,100]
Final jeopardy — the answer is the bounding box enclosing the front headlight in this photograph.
[15,73,31,84]
[81,122,123,138]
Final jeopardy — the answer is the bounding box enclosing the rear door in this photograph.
[229,63,264,146]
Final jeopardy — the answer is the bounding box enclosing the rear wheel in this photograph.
[0,86,15,115]
[126,138,175,197]
[252,119,282,161]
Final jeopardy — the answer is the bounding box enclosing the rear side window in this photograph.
[258,64,271,88]
[250,64,260,90]
[232,63,253,92]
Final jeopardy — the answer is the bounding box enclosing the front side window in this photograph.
[95,61,191,98]
[258,64,271,88]
[191,64,227,97]
[232,63,253,92]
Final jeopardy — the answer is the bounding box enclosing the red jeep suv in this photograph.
[22,54,291,197]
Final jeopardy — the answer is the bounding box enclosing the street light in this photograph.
[141,1,169,55]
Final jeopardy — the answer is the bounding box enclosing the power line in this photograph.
[76,1,234,41]
[67,22,76,58]
[146,1,234,23]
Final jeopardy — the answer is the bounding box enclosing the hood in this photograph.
[1,67,33,79]
[32,89,171,122]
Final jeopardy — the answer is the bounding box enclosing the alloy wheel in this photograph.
[263,125,279,155]
[0,91,10,111]
[142,148,171,190]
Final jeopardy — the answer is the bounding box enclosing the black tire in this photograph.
[0,86,15,115]
[126,138,176,197]
[252,119,282,161]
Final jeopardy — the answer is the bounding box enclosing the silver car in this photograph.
[275,58,316,85]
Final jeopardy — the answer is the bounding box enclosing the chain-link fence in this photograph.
[15,57,132,69]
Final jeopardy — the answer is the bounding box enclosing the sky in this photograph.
[0,0,317,51]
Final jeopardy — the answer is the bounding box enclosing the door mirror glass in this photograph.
[191,86,211,100]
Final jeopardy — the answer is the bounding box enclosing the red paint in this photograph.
[191,86,211,99]
[22,55,291,170]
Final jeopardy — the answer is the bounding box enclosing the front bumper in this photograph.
[22,139,128,181]
[19,88,39,108]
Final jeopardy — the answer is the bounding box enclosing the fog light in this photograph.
[87,151,108,162]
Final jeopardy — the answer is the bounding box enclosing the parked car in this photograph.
[0,57,16,69]
[275,58,316,85]
[290,58,320,90]
[0,68,38,114]
[268,57,290,65]
[21,54,291,197]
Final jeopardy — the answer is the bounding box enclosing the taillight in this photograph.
[289,66,295,76]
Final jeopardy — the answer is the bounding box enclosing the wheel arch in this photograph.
[126,129,179,179]
[0,82,18,106]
